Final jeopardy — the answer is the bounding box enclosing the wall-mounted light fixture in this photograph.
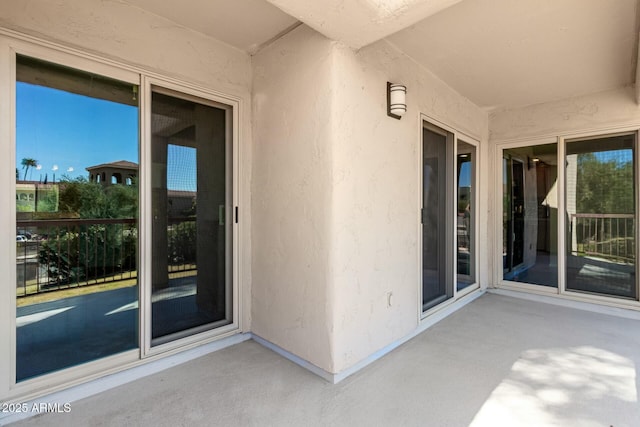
[387,82,407,120]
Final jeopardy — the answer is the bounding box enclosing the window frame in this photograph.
[419,115,481,320]
[494,129,640,309]
[0,33,242,401]
[141,77,240,358]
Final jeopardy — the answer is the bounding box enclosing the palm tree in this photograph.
[21,158,38,181]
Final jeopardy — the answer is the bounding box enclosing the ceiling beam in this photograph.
[264,0,464,49]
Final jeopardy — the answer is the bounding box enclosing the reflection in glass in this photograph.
[422,124,453,311]
[566,135,636,299]
[15,56,139,381]
[457,141,475,290]
[151,90,232,344]
[503,143,558,287]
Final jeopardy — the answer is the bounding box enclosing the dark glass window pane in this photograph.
[422,125,453,311]
[15,55,139,381]
[566,135,636,299]
[151,90,232,344]
[503,143,558,287]
[457,140,475,291]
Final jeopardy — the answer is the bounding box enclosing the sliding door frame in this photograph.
[140,76,240,358]
[494,128,640,310]
[0,32,243,402]
[420,115,480,320]
[2,36,141,400]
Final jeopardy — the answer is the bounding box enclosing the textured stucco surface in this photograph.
[330,39,488,372]
[490,86,640,142]
[251,25,335,371]
[0,0,252,94]
[252,24,489,374]
[264,0,463,49]
[388,0,638,110]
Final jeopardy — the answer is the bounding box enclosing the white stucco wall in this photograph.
[330,40,489,372]
[0,0,251,93]
[252,24,489,374]
[490,86,640,142]
[251,25,335,371]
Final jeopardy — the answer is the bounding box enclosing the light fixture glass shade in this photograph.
[388,83,407,118]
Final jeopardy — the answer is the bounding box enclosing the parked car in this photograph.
[16,229,32,239]
[16,235,28,242]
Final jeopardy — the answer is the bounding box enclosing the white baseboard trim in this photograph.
[250,334,336,383]
[488,288,640,321]
[334,288,486,383]
[252,288,486,384]
[0,333,251,425]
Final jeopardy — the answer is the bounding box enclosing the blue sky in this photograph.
[458,160,471,188]
[593,149,632,164]
[16,82,197,191]
[16,82,138,182]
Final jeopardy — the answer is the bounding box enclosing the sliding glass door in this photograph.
[499,134,638,302]
[422,121,477,313]
[457,140,476,291]
[11,49,238,388]
[502,143,558,287]
[422,124,453,310]
[150,88,233,345]
[565,134,636,299]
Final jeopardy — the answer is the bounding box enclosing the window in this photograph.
[422,122,454,311]
[150,89,233,345]
[6,46,239,392]
[565,134,636,299]
[502,143,558,287]
[15,55,139,381]
[457,140,476,291]
[422,120,479,314]
[499,134,639,303]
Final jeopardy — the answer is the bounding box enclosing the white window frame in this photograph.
[0,32,243,402]
[140,77,241,358]
[419,115,481,321]
[494,128,640,310]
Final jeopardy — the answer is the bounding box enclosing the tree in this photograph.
[576,152,633,214]
[41,178,139,285]
[21,158,38,181]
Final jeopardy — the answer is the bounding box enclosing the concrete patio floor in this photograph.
[9,293,640,426]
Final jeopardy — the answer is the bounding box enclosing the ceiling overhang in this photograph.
[264,0,464,49]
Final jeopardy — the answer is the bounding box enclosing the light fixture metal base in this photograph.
[387,81,406,120]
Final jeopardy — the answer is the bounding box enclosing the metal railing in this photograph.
[16,217,197,297]
[570,213,635,264]
[16,218,138,297]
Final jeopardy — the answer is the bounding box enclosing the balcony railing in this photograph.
[16,218,137,297]
[16,217,196,297]
[570,213,635,264]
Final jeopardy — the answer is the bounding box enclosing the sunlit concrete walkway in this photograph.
[10,294,640,426]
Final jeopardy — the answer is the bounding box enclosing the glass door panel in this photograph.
[565,135,636,299]
[502,143,558,287]
[151,89,232,345]
[422,124,453,311]
[457,140,475,290]
[15,55,139,381]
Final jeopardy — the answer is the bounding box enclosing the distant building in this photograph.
[15,182,59,213]
[86,160,138,186]
[86,160,195,216]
